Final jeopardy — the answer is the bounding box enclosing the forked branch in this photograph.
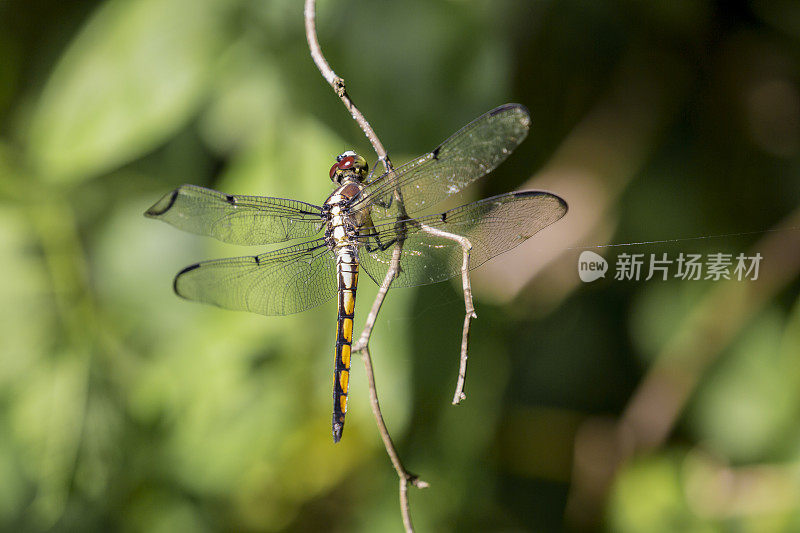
[304,1,423,531]
[305,1,483,529]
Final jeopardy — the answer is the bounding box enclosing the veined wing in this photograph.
[350,104,531,220]
[358,191,567,288]
[145,184,325,245]
[174,238,337,316]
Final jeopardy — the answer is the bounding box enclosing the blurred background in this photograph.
[1,0,800,530]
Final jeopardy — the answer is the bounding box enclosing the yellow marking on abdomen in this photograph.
[341,291,355,316]
[339,370,349,398]
[341,318,353,342]
[340,343,351,369]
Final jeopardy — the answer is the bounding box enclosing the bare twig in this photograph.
[353,241,401,351]
[351,182,427,532]
[417,222,477,404]
[304,1,425,531]
[304,0,390,165]
[362,334,429,531]
[306,0,488,525]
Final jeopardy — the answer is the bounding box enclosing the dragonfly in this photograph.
[145,104,567,442]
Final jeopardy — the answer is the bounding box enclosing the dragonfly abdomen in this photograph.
[332,244,358,442]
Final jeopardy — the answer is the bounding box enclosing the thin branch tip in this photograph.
[303,0,388,161]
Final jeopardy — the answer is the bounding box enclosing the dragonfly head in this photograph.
[330,151,368,184]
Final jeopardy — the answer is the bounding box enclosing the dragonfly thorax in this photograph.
[323,178,368,247]
[329,151,368,184]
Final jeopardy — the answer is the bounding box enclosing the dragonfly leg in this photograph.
[360,218,402,253]
[364,235,398,253]
[360,213,395,254]
[416,223,477,405]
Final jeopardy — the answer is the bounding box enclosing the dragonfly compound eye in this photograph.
[331,154,365,182]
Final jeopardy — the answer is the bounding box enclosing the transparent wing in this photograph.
[350,104,531,220]
[146,184,325,245]
[174,238,337,316]
[358,191,567,288]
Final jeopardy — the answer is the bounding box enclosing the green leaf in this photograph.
[27,0,229,184]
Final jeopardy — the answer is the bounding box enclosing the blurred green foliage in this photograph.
[1,0,799,531]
